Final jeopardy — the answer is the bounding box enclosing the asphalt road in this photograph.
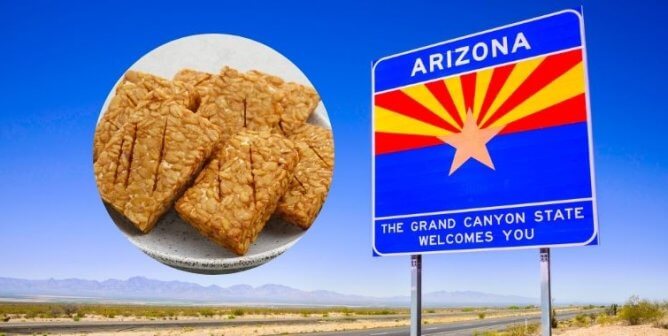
[304,311,586,336]
[0,310,592,335]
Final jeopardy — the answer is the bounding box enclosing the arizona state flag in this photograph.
[372,10,598,256]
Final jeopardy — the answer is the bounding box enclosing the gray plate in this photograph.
[97,34,331,274]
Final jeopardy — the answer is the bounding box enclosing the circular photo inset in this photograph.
[93,34,334,274]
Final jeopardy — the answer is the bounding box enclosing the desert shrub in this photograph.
[596,313,617,325]
[551,308,558,328]
[426,309,435,314]
[61,304,78,317]
[48,305,65,317]
[573,313,592,327]
[619,295,664,325]
[478,312,486,319]
[505,322,539,336]
[472,331,499,336]
[199,309,215,318]
[462,307,475,312]
[231,308,244,316]
[605,303,618,316]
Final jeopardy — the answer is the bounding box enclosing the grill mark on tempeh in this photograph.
[243,97,248,128]
[152,117,169,193]
[293,175,307,192]
[216,160,223,202]
[278,121,287,136]
[124,124,138,188]
[112,137,126,184]
[248,145,257,206]
[192,74,211,87]
[305,142,331,169]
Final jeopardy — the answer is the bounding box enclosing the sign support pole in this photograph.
[540,248,552,336]
[410,254,422,336]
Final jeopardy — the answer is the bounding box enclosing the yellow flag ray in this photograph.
[473,67,493,121]
[480,56,545,125]
[444,76,467,123]
[375,106,453,137]
[489,62,585,128]
[402,85,461,130]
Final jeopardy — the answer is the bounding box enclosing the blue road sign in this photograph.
[372,9,598,256]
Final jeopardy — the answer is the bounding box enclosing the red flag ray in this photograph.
[477,64,515,124]
[424,80,464,128]
[482,49,583,128]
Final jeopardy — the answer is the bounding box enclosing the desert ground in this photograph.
[1,302,666,335]
[0,303,577,335]
[557,324,668,336]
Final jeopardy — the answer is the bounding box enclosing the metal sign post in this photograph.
[371,9,597,336]
[410,255,422,336]
[540,248,552,336]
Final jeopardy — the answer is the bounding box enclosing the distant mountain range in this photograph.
[0,277,536,307]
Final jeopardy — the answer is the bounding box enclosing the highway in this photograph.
[304,311,586,336]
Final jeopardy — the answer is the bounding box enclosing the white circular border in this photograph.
[97,34,331,274]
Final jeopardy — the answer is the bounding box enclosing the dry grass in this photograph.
[0,302,410,321]
[0,302,559,323]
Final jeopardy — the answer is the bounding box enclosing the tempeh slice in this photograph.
[175,67,320,140]
[249,70,320,134]
[276,124,334,229]
[195,67,281,143]
[124,70,200,111]
[93,71,199,161]
[94,101,220,233]
[175,130,298,255]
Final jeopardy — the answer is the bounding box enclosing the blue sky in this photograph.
[0,1,666,304]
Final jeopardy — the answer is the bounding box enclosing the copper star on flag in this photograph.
[438,109,504,175]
